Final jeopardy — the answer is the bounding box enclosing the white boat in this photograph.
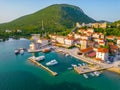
[14,49,20,54]
[31,56,45,61]
[90,72,95,77]
[83,74,88,79]
[67,67,72,70]
[71,64,77,67]
[36,56,45,61]
[65,54,69,57]
[94,71,100,76]
[46,59,58,66]
[20,49,24,54]
[78,63,82,66]
[82,63,86,66]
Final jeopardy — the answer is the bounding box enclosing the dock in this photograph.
[73,64,113,74]
[28,57,58,76]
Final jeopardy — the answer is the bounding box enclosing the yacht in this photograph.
[36,56,45,61]
[46,59,58,66]
[32,56,45,61]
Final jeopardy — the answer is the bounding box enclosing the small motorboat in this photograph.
[71,64,77,67]
[83,74,88,79]
[94,71,101,76]
[20,49,24,55]
[46,59,58,66]
[14,49,20,54]
[31,56,45,61]
[67,67,72,70]
[65,53,69,57]
[90,72,95,77]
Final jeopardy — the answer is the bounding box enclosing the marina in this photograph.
[28,57,58,76]
[1,39,120,90]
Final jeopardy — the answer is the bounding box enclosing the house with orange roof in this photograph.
[99,42,105,46]
[106,36,115,40]
[96,48,109,61]
[98,38,105,43]
[109,45,119,54]
[81,47,93,55]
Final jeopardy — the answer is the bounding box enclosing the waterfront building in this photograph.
[81,47,93,55]
[65,37,74,46]
[37,38,49,46]
[56,36,66,44]
[80,39,88,49]
[96,48,109,61]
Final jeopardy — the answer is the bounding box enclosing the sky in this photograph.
[0,0,120,23]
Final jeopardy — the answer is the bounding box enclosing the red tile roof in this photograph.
[81,47,93,53]
[97,48,108,53]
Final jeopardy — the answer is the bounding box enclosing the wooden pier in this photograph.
[28,57,58,76]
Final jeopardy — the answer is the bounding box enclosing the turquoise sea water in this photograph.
[0,39,120,90]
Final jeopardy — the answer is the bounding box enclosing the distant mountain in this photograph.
[0,4,96,32]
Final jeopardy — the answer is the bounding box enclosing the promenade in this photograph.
[54,47,120,74]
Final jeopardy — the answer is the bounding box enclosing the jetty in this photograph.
[28,57,58,76]
[73,64,113,74]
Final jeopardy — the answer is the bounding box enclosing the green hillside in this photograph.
[0,4,95,32]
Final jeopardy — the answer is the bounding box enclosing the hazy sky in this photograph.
[0,0,120,23]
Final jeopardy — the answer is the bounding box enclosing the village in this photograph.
[28,22,120,77]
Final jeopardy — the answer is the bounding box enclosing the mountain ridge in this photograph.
[0,4,96,32]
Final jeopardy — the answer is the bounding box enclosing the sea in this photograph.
[0,38,120,90]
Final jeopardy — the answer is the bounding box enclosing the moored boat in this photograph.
[46,59,58,66]
[31,56,45,61]
[83,74,88,79]
[42,48,51,53]
[14,49,20,54]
